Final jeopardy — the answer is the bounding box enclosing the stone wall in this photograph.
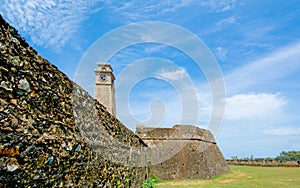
[0,15,148,187]
[136,125,230,180]
[227,159,299,167]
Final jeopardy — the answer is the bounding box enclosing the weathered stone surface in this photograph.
[136,125,230,180]
[0,15,147,187]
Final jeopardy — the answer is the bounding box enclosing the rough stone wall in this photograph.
[0,15,147,187]
[136,125,230,180]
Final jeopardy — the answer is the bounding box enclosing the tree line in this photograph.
[274,151,300,161]
[231,150,300,161]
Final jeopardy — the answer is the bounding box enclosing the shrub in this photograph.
[142,175,161,188]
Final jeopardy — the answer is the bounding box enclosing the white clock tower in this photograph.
[94,63,116,116]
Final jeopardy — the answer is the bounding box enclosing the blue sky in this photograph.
[1,0,300,159]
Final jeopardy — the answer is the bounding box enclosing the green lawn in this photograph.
[155,165,300,188]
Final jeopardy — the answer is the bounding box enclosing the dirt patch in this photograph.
[157,180,208,186]
[218,172,245,184]
[157,172,247,186]
[236,172,246,177]
[219,179,234,183]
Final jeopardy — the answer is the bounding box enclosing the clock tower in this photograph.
[94,63,116,116]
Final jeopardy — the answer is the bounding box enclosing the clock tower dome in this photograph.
[94,63,116,116]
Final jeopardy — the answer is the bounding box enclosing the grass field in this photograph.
[155,165,300,188]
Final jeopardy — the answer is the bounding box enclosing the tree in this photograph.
[275,151,300,161]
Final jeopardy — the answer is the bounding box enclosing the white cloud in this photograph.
[226,42,300,93]
[203,16,238,35]
[225,93,286,120]
[0,0,102,47]
[156,68,188,81]
[200,0,237,12]
[0,0,240,48]
[144,44,167,54]
[104,1,181,22]
[215,46,228,61]
[216,16,237,27]
[262,127,300,136]
[104,0,238,23]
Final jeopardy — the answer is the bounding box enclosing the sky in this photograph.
[1,0,300,159]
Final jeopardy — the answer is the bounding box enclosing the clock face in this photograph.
[100,74,107,81]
